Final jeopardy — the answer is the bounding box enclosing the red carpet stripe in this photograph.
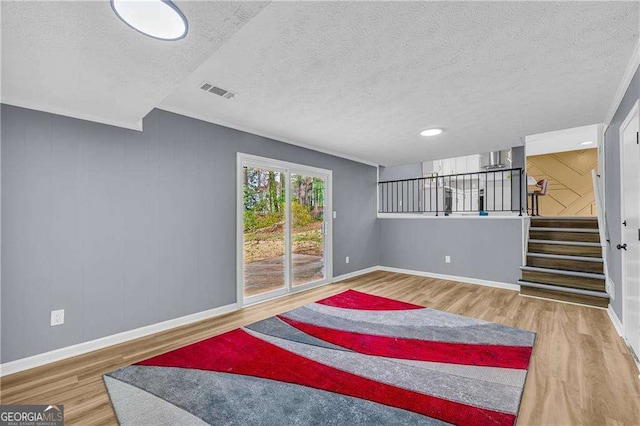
[279,316,533,369]
[137,329,516,425]
[315,289,424,310]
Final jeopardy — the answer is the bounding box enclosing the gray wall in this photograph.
[604,66,640,318]
[1,105,379,363]
[379,218,523,284]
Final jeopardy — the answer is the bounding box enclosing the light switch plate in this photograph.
[50,309,65,326]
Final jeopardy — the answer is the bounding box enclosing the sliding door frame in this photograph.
[236,153,333,308]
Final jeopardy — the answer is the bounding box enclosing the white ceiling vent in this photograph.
[199,81,236,99]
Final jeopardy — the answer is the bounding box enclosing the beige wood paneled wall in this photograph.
[526,148,597,217]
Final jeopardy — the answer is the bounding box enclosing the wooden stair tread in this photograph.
[529,227,599,233]
[529,231,600,243]
[526,256,604,274]
[519,266,604,279]
[528,242,602,257]
[518,280,609,297]
[519,283,609,308]
[521,271,605,292]
[530,217,598,229]
[528,239,600,246]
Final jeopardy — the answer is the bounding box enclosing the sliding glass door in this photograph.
[291,173,327,287]
[242,165,287,299]
[238,154,332,305]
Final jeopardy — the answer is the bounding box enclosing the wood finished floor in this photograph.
[1,271,639,425]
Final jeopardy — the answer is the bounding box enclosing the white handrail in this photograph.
[592,169,610,286]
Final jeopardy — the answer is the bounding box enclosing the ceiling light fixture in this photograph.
[420,128,443,137]
[580,141,594,146]
[111,0,188,41]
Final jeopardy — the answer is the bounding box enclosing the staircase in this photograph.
[519,217,609,308]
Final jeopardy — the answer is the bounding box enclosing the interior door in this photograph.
[621,104,640,357]
[290,172,328,287]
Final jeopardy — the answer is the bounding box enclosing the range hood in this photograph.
[480,150,511,170]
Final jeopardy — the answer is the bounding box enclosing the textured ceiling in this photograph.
[1,1,269,129]
[1,2,638,164]
[160,1,639,165]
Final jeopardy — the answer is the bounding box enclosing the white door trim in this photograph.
[236,153,333,308]
[619,99,640,340]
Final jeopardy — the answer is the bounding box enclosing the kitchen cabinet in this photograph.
[466,155,480,173]
[452,187,480,211]
[433,154,481,177]
[442,158,452,175]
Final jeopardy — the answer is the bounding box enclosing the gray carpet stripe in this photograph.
[308,302,488,327]
[282,306,535,346]
[381,358,527,388]
[104,375,209,426]
[243,316,350,352]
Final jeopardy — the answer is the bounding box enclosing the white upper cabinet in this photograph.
[440,158,450,175]
[466,155,480,173]
[455,156,466,174]
[431,154,481,176]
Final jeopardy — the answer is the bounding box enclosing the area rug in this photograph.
[104,290,535,425]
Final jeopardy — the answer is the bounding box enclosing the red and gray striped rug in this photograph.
[104,290,535,425]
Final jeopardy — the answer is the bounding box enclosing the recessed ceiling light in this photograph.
[580,141,594,146]
[420,128,443,137]
[111,0,188,41]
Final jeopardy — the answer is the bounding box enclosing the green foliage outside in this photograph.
[292,200,313,227]
[243,167,324,233]
[244,208,284,233]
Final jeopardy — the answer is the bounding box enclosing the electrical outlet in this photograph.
[445,256,451,264]
[50,309,65,326]
[333,211,337,219]
[345,256,350,264]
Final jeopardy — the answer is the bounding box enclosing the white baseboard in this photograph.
[607,305,624,337]
[0,303,238,378]
[332,266,380,283]
[377,266,520,291]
